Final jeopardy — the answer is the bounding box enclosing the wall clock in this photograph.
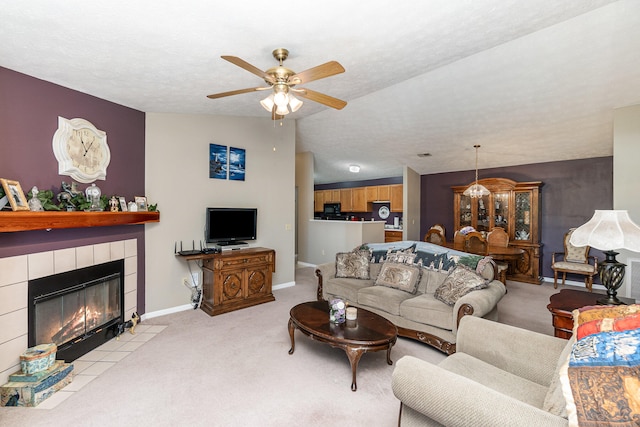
[378,205,390,219]
[52,117,110,183]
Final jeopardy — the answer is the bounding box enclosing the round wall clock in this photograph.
[52,117,110,183]
[378,205,390,219]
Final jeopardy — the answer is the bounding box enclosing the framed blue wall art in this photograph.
[229,147,246,181]
[209,144,228,179]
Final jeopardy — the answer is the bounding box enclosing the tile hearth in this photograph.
[33,323,166,409]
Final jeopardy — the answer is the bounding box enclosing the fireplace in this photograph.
[28,260,125,362]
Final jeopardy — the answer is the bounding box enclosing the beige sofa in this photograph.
[392,315,572,426]
[315,242,507,354]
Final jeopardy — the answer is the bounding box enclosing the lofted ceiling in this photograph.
[2,0,639,184]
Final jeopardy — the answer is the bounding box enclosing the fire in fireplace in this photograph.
[28,260,125,362]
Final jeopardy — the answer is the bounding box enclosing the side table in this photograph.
[547,289,636,339]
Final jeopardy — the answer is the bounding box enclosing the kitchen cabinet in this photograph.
[340,188,353,212]
[352,187,367,212]
[365,186,378,203]
[452,178,542,284]
[385,230,403,243]
[390,184,403,212]
[377,185,390,201]
[314,191,324,212]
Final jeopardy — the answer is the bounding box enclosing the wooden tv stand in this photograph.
[186,247,276,316]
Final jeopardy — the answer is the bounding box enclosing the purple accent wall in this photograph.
[0,67,148,313]
[421,156,613,281]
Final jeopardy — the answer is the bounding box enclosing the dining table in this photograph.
[439,241,525,284]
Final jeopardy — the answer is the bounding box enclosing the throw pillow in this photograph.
[374,261,422,294]
[335,250,370,280]
[433,265,488,306]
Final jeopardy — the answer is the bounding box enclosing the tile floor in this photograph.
[34,324,167,409]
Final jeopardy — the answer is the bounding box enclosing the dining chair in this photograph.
[453,230,465,247]
[487,227,510,285]
[424,229,446,245]
[551,228,598,291]
[464,231,488,255]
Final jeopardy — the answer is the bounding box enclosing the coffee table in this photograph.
[288,300,397,391]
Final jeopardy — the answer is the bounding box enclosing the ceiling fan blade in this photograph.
[289,61,345,85]
[295,88,347,110]
[206,87,270,99]
[221,56,275,83]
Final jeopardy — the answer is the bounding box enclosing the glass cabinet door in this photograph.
[476,194,490,232]
[494,192,509,229]
[459,194,472,227]
[514,192,531,241]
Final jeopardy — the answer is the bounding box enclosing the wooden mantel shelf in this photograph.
[0,211,160,233]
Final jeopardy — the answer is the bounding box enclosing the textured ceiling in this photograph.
[2,0,638,184]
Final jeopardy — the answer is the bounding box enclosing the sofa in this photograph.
[315,241,507,354]
[392,307,640,426]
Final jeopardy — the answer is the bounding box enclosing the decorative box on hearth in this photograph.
[19,343,57,374]
[0,361,73,407]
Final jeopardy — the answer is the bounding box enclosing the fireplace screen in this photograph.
[29,260,124,361]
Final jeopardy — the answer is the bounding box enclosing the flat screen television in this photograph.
[206,207,257,246]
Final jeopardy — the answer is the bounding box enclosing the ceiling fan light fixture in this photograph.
[275,104,289,116]
[260,94,275,112]
[288,94,303,112]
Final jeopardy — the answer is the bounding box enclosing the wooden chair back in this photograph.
[453,231,465,246]
[430,224,446,240]
[465,231,488,255]
[424,229,445,245]
[487,227,509,247]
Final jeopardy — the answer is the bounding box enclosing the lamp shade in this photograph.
[569,210,640,252]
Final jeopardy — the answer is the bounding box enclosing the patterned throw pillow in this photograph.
[374,261,422,294]
[335,250,370,280]
[433,265,489,306]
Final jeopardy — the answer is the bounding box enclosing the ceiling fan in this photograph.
[207,48,347,119]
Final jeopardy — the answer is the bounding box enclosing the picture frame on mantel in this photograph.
[0,178,29,211]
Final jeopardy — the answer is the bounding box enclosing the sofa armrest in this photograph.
[456,316,569,386]
[392,356,567,427]
[315,262,336,301]
[451,279,506,335]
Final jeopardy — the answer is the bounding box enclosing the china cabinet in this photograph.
[452,178,542,284]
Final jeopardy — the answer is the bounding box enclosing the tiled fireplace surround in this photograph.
[0,239,138,385]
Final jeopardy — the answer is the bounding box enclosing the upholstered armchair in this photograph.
[551,228,598,291]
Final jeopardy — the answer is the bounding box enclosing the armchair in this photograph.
[392,316,571,426]
[551,228,598,291]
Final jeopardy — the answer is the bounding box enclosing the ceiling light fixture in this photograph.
[261,84,303,116]
[349,165,360,173]
[463,145,490,198]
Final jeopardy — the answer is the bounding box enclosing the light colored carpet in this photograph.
[0,267,580,426]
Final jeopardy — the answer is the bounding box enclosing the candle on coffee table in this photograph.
[346,307,357,320]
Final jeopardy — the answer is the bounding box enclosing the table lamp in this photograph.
[570,210,640,305]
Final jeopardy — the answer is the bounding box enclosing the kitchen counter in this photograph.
[306,219,385,264]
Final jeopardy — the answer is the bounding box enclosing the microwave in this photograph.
[323,203,341,215]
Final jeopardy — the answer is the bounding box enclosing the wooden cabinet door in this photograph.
[378,185,390,201]
[314,191,324,212]
[246,264,272,298]
[390,184,403,212]
[365,186,378,202]
[340,188,353,212]
[330,190,340,202]
[352,187,367,212]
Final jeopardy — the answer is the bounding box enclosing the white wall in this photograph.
[295,152,314,264]
[403,166,421,241]
[144,113,296,312]
[613,104,640,299]
[305,220,385,265]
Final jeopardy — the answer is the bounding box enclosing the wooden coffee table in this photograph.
[288,300,397,391]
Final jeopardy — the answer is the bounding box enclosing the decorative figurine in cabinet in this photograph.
[452,178,542,284]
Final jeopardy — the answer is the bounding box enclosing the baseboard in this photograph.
[296,261,316,268]
[541,276,605,291]
[141,304,193,321]
[273,281,295,290]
